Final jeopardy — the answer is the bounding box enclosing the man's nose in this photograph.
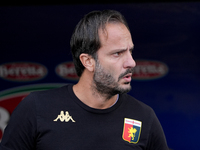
[123,53,136,69]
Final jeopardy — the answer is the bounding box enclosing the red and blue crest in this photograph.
[122,118,142,144]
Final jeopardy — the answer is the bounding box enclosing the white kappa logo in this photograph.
[53,111,75,122]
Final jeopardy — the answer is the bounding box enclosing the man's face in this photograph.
[93,23,136,96]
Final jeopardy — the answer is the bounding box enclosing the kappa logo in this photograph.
[122,118,142,144]
[53,111,75,122]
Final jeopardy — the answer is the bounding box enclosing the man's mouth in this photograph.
[118,68,134,82]
[123,73,132,82]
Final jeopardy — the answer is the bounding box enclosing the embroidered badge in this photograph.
[122,118,142,144]
[53,111,75,122]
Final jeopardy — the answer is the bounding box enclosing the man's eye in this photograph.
[113,52,122,57]
[130,50,133,55]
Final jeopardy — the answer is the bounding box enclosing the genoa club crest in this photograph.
[122,118,142,144]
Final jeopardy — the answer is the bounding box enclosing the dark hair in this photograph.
[70,10,130,77]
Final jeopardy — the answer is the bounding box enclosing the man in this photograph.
[0,10,168,150]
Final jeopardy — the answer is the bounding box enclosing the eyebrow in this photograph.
[111,45,134,53]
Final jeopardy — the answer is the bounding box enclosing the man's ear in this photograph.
[79,53,95,72]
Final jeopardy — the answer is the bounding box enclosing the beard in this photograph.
[93,59,134,99]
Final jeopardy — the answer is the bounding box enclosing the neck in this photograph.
[73,75,118,109]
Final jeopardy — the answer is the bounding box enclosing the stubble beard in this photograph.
[93,60,133,99]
